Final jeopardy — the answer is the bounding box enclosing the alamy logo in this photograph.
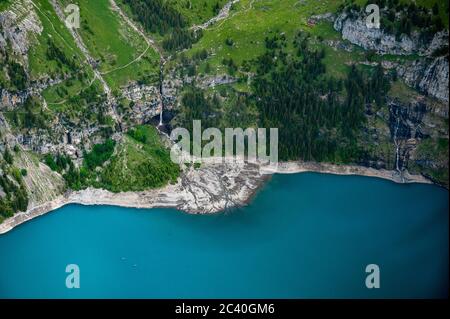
[365,264,380,289]
[65,4,80,29]
[170,120,278,171]
[366,4,380,29]
[65,264,80,289]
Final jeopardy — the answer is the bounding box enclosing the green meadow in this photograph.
[185,0,362,79]
[28,0,85,80]
[62,0,160,91]
[101,125,180,192]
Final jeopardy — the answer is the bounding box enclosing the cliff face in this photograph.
[385,96,448,186]
[334,12,448,56]
[397,57,449,103]
[334,11,449,103]
[334,12,419,55]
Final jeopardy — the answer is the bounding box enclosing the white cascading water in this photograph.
[158,59,164,127]
[394,116,400,172]
[393,114,405,182]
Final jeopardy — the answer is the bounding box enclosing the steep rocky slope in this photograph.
[334,9,449,103]
[397,56,449,103]
[0,0,43,65]
[0,0,449,225]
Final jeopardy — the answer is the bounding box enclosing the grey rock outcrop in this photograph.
[1,89,28,108]
[397,56,449,102]
[334,12,420,55]
[424,30,450,56]
[121,83,163,124]
[1,77,65,109]
[334,11,449,102]
[0,0,42,63]
[334,11,449,57]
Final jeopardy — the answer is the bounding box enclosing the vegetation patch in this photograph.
[28,0,84,81]
[411,138,449,186]
[101,126,180,192]
[64,0,160,90]
[0,148,29,220]
[168,0,228,26]
[119,0,203,52]
[350,0,448,33]
[183,0,347,76]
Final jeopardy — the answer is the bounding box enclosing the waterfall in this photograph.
[392,113,405,182]
[158,59,164,127]
[393,116,400,172]
[159,104,163,126]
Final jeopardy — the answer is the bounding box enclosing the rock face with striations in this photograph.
[334,11,449,103]
[333,12,420,55]
[386,96,448,181]
[397,56,449,103]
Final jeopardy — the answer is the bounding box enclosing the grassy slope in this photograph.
[29,0,98,114]
[101,126,180,192]
[184,0,449,81]
[184,0,364,81]
[42,78,104,115]
[28,0,85,80]
[62,0,160,91]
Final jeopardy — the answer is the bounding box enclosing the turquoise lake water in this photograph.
[0,173,448,298]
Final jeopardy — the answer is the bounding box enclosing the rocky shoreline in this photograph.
[268,161,432,184]
[0,160,433,235]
